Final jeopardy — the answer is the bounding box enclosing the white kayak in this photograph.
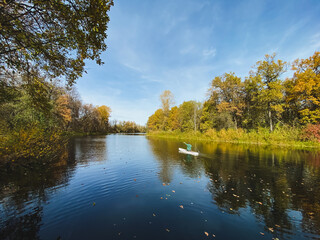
[178,148,199,156]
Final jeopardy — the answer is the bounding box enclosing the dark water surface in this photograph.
[1,134,320,240]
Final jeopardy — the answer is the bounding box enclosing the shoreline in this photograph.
[147,130,320,150]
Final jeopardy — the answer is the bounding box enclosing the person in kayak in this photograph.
[183,142,192,151]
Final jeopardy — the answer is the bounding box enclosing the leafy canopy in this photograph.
[0,0,113,85]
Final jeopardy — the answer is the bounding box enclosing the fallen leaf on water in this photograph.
[230,208,233,211]
[275,224,281,228]
[166,228,170,232]
[153,213,156,217]
[172,190,175,193]
[204,232,209,236]
[162,183,166,186]
[93,202,96,206]
[134,179,136,181]
[260,232,264,235]
[268,227,274,232]
[160,197,163,199]
[212,234,216,237]
[257,202,263,205]
[179,205,184,209]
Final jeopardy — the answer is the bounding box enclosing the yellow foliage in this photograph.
[55,95,72,124]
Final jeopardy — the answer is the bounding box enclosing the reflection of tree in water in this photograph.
[147,137,203,183]
[74,135,107,164]
[0,206,43,240]
[203,143,320,236]
[0,142,77,240]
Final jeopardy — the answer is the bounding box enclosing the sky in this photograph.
[75,0,320,125]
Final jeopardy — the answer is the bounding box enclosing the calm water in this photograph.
[1,134,320,240]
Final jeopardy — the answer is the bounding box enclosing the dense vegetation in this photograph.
[109,120,146,133]
[147,52,320,147]
[0,0,142,162]
[0,74,113,160]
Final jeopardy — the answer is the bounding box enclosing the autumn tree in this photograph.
[147,109,164,131]
[168,106,180,130]
[0,0,114,86]
[160,90,175,114]
[209,72,244,129]
[253,53,287,132]
[159,90,175,130]
[285,51,320,124]
[97,105,111,131]
[54,94,72,128]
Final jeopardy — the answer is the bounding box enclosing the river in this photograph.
[1,134,320,239]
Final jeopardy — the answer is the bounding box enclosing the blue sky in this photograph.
[76,0,320,125]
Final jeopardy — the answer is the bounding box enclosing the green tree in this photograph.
[0,0,113,85]
[254,53,287,132]
[178,101,202,132]
[209,72,244,129]
[200,98,217,132]
[243,75,265,129]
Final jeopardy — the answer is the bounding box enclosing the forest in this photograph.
[0,0,144,162]
[147,52,320,146]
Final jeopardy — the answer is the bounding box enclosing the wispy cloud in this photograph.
[202,48,216,58]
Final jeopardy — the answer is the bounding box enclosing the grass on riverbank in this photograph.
[147,127,320,149]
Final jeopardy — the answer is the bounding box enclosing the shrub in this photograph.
[301,124,320,142]
[0,124,66,162]
[205,128,217,140]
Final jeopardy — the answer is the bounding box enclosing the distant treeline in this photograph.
[147,51,320,144]
[109,120,146,133]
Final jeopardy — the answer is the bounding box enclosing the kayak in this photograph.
[178,148,199,156]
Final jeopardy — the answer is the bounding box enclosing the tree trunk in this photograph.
[268,107,273,132]
[194,106,197,131]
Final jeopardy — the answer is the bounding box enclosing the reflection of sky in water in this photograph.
[1,135,320,239]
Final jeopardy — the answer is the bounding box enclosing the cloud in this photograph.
[202,48,216,58]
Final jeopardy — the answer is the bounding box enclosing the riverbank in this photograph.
[147,128,320,149]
